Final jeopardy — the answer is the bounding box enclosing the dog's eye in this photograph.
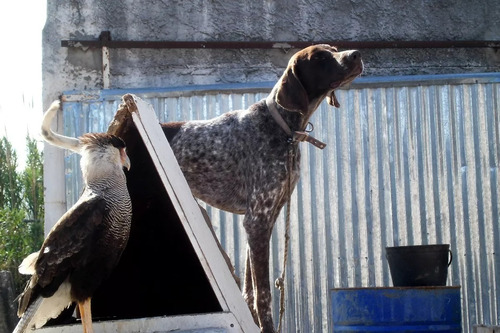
[312,52,330,61]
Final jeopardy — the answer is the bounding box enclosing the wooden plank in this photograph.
[126,94,258,333]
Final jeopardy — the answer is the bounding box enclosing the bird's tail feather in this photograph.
[13,296,42,333]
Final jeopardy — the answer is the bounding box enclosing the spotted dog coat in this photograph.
[162,44,363,332]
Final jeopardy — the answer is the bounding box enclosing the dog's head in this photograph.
[276,44,363,113]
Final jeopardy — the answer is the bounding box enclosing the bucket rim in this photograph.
[386,244,450,251]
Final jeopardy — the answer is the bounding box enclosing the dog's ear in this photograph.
[276,66,309,113]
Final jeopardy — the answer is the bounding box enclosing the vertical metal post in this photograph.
[43,106,67,234]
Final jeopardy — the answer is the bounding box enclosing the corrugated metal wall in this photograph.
[62,73,499,332]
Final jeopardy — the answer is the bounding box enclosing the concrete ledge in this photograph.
[36,312,239,333]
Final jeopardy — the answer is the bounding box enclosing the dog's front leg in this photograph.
[243,245,259,324]
[244,214,276,333]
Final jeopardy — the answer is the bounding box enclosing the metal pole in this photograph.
[61,31,500,50]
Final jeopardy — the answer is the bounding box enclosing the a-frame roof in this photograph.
[37,94,258,333]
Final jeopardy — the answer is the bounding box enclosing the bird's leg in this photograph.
[78,298,94,333]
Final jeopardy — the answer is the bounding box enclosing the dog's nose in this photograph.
[348,50,361,62]
[338,50,362,65]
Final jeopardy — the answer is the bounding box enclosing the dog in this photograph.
[161,44,363,332]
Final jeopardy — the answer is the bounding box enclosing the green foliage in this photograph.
[0,137,22,210]
[21,136,44,246]
[0,136,44,292]
[0,209,32,290]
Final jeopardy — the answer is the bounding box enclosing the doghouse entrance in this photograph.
[90,116,222,319]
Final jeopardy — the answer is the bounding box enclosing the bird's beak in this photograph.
[123,155,131,171]
[121,149,131,171]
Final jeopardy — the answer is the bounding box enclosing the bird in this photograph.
[13,100,132,333]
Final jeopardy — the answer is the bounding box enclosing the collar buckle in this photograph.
[266,96,327,150]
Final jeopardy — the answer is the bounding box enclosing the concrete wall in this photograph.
[43,0,500,102]
[42,0,499,227]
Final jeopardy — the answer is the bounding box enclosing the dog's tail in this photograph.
[41,100,81,153]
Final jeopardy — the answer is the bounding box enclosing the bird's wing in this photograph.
[42,195,106,287]
[17,193,107,317]
[36,193,107,289]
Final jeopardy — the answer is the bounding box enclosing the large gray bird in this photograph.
[13,101,132,333]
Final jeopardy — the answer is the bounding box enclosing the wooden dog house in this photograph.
[37,95,258,333]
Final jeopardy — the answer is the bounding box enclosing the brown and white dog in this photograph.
[162,44,363,332]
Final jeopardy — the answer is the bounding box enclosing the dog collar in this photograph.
[265,96,327,149]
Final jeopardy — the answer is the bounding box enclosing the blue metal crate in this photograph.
[331,287,461,332]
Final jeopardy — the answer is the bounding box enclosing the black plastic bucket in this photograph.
[386,244,452,287]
